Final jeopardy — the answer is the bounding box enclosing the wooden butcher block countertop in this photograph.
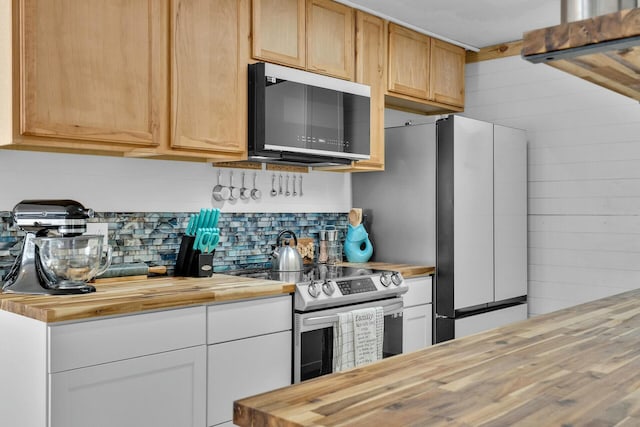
[0,275,294,323]
[235,288,640,426]
[339,262,434,278]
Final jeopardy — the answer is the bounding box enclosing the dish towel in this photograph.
[333,306,384,373]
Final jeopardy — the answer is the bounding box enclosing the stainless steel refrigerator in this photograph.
[352,115,528,344]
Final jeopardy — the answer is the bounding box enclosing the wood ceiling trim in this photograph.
[465,40,522,63]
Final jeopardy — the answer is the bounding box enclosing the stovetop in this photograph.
[227,264,407,311]
[226,264,379,283]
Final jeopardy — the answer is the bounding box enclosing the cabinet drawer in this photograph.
[49,306,206,373]
[455,304,528,339]
[403,276,432,307]
[208,295,292,344]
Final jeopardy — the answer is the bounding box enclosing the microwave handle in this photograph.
[303,301,403,327]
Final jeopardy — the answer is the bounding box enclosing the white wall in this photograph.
[463,56,640,316]
[0,150,351,213]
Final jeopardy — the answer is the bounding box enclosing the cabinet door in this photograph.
[306,0,354,80]
[19,0,167,147]
[388,23,431,100]
[403,304,432,353]
[320,9,384,172]
[353,11,385,170]
[431,39,465,107]
[50,346,207,427]
[170,0,248,158]
[252,0,305,68]
[209,331,291,426]
[494,125,527,301]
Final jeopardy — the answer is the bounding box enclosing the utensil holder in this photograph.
[175,235,195,276]
[175,236,215,277]
[188,250,214,277]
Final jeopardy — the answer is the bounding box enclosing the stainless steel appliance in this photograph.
[248,62,371,166]
[2,200,110,295]
[352,116,528,344]
[229,264,407,383]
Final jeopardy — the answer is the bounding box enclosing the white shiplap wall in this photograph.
[463,56,640,316]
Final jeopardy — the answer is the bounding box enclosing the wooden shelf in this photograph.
[522,8,640,101]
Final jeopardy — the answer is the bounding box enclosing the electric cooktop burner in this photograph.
[227,264,407,311]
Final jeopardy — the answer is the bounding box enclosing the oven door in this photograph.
[294,298,403,383]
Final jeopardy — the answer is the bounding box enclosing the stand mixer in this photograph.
[2,200,108,295]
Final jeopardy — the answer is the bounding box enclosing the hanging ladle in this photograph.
[285,174,291,197]
[270,174,277,197]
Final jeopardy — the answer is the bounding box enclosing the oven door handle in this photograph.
[303,301,403,327]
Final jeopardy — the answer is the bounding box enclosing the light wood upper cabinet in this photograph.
[252,0,305,69]
[18,0,168,148]
[353,11,384,170]
[315,10,384,172]
[168,0,248,159]
[306,0,354,80]
[387,23,431,100]
[5,0,464,167]
[431,38,465,107]
[386,23,465,114]
[251,0,354,80]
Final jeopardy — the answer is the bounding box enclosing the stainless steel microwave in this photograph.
[248,62,371,166]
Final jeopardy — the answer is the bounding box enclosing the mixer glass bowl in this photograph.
[35,235,112,287]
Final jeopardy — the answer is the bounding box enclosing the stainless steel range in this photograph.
[229,264,408,382]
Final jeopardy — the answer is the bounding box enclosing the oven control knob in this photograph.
[391,272,404,286]
[380,272,392,287]
[322,280,336,296]
[308,281,322,298]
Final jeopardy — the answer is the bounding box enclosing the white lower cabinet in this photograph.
[403,304,432,353]
[50,346,207,427]
[47,306,207,427]
[208,331,291,426]
[402,276,433,353]
[207,295,292,427]
[0,296,293,427]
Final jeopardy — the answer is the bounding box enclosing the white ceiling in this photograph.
[343,0,560,49]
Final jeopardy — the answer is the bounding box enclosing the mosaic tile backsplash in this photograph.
[0,211,349,279]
